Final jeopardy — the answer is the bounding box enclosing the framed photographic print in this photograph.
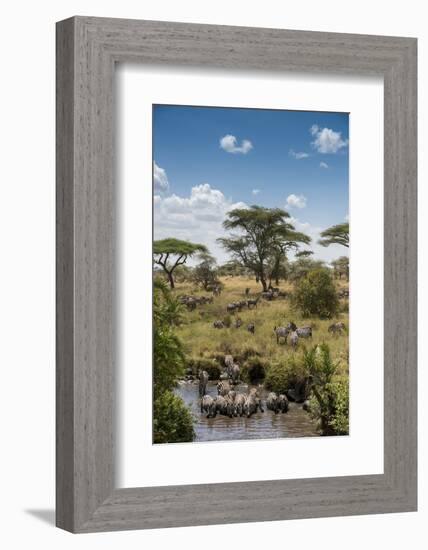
[56,17,417,532]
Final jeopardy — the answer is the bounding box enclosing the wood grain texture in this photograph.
[56,16,417,533]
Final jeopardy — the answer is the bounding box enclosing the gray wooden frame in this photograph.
[56,16,417,533]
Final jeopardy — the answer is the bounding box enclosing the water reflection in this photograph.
[175,381,319,443]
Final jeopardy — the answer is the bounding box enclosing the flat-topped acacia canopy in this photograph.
[153,238,208,288]
[153,238,208,256]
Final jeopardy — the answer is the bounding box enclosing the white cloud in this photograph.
[154,183,247,263]
[310,125,348,154]
[289,149,309,160]
[220,134,253,154]
[320,161,329,169]
[153,162,169,193]
[286,193,307,209]
[289,216,349,264]
[252,189,260,195]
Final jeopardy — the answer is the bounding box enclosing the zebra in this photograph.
[198,370,209,397]
[296,326,312,338]
[274,326,289,344]
[244,388,264,418]
[224,355,234,378]
[213,320,224,329]
[234,393,246,417]
[266,392,280,413]
[217,380,231,396]
[230,363,240,384]
[278,394,289,413]
[328,322,346,334]
[289,331,299,349]
[200,395,217,418]
[247,295,260,309]
[234,317,243,328]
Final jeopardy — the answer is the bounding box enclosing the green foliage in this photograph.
[331,256,349,280]
[264,355,306,394]
[238,343,262,361]
[153,282,186,396]
[153,278,185,327]
[295,250,314,259]
[193,252,220,290]
[153,238,208,256]
[153,238,209,288]
[153,280,195,442]
[153,390,195,444]
[318,223,349,248]
[287,258,326,282]
[292,268,339,318]
[241,356,267,383]
[186,357,221,380]
[303,344,349,436]
[218,205,311,290]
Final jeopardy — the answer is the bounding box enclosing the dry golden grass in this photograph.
[170,276,349,375]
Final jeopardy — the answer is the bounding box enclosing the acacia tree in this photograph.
[153,238,208,289]
[295,250,314,259]
[268,231,311,286]
[218,206,311,291]
[318,222,349,248]
[193,252,219,290]
[331,256,349,281]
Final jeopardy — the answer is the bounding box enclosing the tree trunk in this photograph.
[167,270,175,289]
[260,276,268,292]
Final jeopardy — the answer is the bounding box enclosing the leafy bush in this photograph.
[153,279,195,442]
[238,343,262,361]
[303,344,349,436]
[242,357,267,383]
[264,355,307,394]
[264,362,290,394]
[308,378,349,435]
[153,280,186,397]
[153,391,195,444]
[292,268,339,318]
[186,357,221,380]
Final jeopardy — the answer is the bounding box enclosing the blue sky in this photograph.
[153,104,349,264]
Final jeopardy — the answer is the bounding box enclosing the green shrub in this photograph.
[153,391,195,444]
[238,343,262,361]
[292,268,339,319]
[264,361,290,394]
[303,344,349,436]
[153,280,186,397]
[308,378,349,435]
[242,357,267,383]
[264,355,307,394]
[153,280,195,442]
[186,357,221,380]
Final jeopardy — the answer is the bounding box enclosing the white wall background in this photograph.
[0,1,424,548]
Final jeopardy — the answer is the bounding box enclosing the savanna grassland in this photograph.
[173,275,349,380]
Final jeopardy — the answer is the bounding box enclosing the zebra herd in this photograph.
[200,386,265,419]
[200,381,290,419]
[197,352,292,420]
[179,294,214,311]
[273,322,313,348]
